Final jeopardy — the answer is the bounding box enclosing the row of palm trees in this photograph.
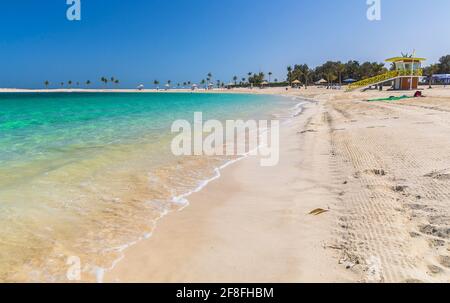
[44,71,279,89]
[43,77,120,88]
[149,71,279,90]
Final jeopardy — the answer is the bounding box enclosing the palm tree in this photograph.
[247,73,253,86]
[68,80,72,88]
[111,77,115,83]
[61,82,64,87]
[201,79,206,88]
[86,80,91,87]
[233,76,238,85]
[44,81,50,88]
[287,66,293,85]
[268,72,273,83]
[154,80,159,90]
[100,77,108,87]
[207,72,213,82]
[426,64,440,89]
[336,63,345,86]
[325,71,336,88]
[114,79,119,86]
[303,69,311,89]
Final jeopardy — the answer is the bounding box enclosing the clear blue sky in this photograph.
[1,0,449,88]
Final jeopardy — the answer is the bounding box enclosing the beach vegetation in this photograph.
[287,60,387,86]
[248,72,265,86]
[437,55,450,73]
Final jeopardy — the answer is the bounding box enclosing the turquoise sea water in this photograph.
[0,92,292,281]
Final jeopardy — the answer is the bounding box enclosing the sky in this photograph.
[0,0,449,88]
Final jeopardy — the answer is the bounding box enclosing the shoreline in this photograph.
[105,99,354,282]
[0,88,273,94]
[105,86,450,283]
[96,96,310,282]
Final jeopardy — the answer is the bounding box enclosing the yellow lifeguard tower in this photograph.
[385,56,426,90]
[347,55,426,91]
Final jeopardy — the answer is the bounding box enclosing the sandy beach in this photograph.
[73,86,450,283]
[2,86,450,283]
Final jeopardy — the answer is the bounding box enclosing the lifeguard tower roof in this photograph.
[385,57,427,63]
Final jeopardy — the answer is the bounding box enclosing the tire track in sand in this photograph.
[325,99,450,282]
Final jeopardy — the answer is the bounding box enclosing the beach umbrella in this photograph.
[343,78,357,83]
[261,81,269,85]
[315,79,327,84]
[137,84,144,90]
[292,80,301,84]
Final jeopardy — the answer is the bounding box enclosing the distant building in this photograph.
[432,74,450,85]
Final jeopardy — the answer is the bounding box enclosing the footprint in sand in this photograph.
[419,225,450,240]
[392,185,408,193]
[365,169,387,176]
[424,169,450,181]
[438,256,450,268]
[427,265,444,275]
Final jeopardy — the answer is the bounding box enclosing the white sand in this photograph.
[104,86,450,282]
